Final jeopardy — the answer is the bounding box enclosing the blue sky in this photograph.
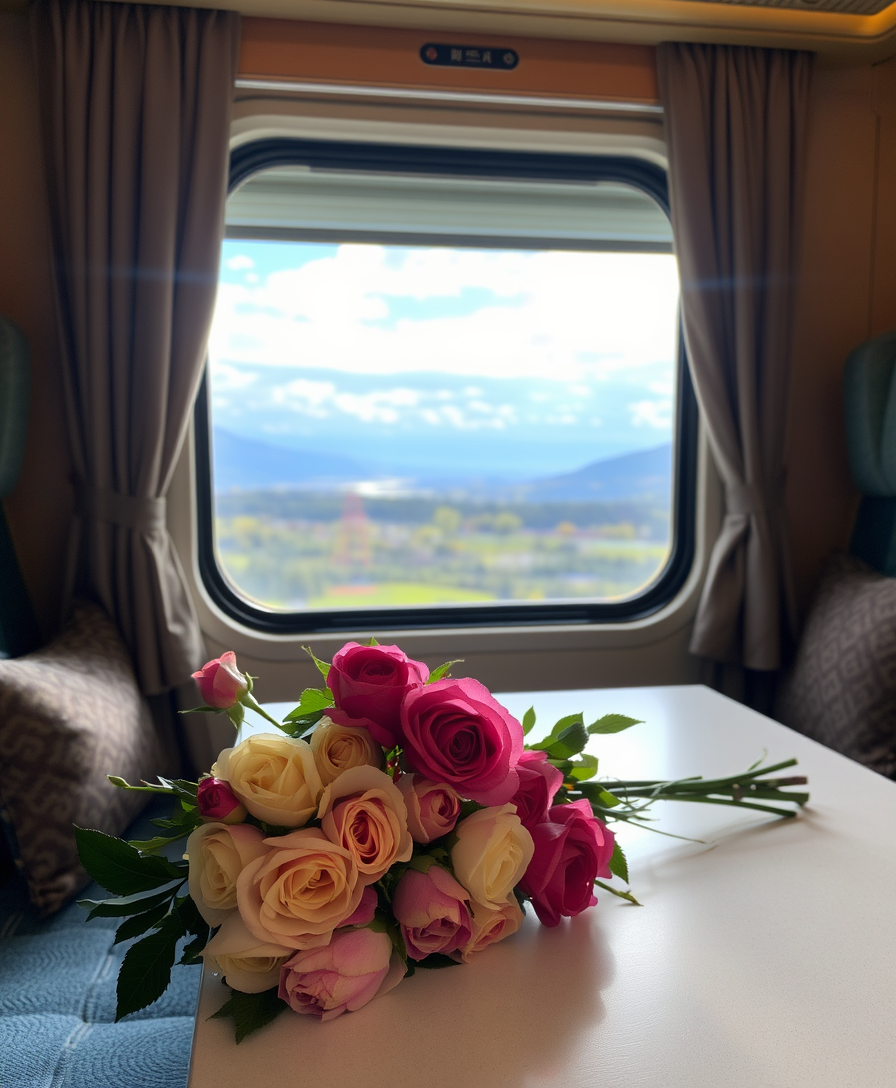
[207,240,680,479]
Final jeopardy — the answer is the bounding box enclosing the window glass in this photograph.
[202,145,688,624]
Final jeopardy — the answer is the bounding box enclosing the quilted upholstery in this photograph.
[776,552,896,777]
[0,599,161,914]
[0,800,200,1088]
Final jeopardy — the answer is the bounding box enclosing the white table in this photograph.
[187,684,896,1088]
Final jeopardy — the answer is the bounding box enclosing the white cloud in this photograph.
[629,399,673,429]
[207,247,681,384]
[225,255,255,271]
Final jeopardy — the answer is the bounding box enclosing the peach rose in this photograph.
[236,828,363,950]
[185,821,268,927]
[318,766,413,884]
[459,895,525,962]
[201,912,292,994]
[451,804,534,908]
[215,733,323,828]
[310,717,384,786]
[396,775,461,844]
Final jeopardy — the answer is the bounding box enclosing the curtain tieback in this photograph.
[78,486,166,533]
[725,476,786,517]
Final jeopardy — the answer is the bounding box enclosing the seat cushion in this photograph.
[776,552,896,776]
[0,799,200,1088]
[0,599,161,914]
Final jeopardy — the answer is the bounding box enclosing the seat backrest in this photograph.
[0,316,41,658]
[844,329,896,576]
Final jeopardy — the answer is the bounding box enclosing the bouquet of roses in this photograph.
[74,642,809,1041]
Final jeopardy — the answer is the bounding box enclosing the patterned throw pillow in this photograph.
[776,553,896,777]
[0,600,161,914]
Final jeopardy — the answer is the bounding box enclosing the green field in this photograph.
[307,583,495,609]
[215,496,670,611]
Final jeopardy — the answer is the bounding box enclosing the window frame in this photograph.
[195,137,698,635]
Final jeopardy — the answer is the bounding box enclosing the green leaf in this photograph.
[366,636,380,646]
[79,885,180,919]
[541,720,589,759]
[416,953,463,969]
[115,914,185,1020]
[283,687,334,721]
[607,840,629,883]
[210,986,287,1044]
[279,709,327,738]
[113,903,171,945]
[567,754,599,781]
[521,706,536,736]
[587,713,643,735]
[175,893,209,938]
[303,646,331,680]
[74,827,185,896]
[427,659,463,684]
[180,931,208,966]
[127,828,196,854]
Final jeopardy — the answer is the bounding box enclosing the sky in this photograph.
[207,239,681,480]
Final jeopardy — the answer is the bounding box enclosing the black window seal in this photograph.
[195,137,698,635]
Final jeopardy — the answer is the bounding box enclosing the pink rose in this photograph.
[519,799,615,927]
[396,775,461,843]
[392,865,472,961]
[196,777,246,823]
[399,678,523,806]
[509,751,564,830]
[192,651,249,709]
[278,927,405,1021]
[326,642,429,748]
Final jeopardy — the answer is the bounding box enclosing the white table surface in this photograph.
[187,684,896,1088]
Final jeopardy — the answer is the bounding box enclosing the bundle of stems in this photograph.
[572,758,810,826]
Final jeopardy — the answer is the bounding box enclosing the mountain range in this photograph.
[212,428,672,504]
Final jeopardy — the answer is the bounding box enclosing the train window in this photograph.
[195,139,697,634]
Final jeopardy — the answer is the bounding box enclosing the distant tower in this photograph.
[333,490,371,570]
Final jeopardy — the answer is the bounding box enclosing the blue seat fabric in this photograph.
[0,800,200,1088]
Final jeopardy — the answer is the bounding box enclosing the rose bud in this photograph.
[400,678,524,806]
[519,799,615,927]
[192,651,249,709]
[459,895,525,962]
[451,803,534,908]
[197,777,247,824]
[509,750,565,830]
[326,642,429,748]
[392,865,472,961]
[278,926,405,1021]
[396,774,461,843]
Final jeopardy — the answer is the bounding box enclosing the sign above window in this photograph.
[420,44,519,70]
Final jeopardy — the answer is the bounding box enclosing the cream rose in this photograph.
[318,766,413,884]
[202,912,292,994]
[215,733,323,827]
[236,828,363,950]
[451,804,534,908]
[459,895,525,962]
[185,821,268,927]
[310,716,384,786]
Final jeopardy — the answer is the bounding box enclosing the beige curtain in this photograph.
[657,44,812,671]
[31,0,240,694]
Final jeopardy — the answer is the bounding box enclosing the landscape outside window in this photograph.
[207,175,680,614]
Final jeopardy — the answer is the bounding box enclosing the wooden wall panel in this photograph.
[239,18,659,102]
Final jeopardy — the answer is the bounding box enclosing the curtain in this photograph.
[31,0,240,694]
[657,44,812,671]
